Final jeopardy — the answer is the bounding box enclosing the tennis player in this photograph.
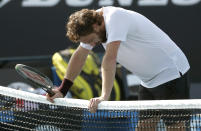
[46,6,190,130]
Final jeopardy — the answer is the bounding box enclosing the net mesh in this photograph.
[0,86,201,131]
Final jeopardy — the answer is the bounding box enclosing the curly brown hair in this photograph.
[66,9,103,43]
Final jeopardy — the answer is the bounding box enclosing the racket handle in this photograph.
[41,87,55,97]
[47,90,55,97]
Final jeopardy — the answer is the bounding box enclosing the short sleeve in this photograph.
[80,42,93,50]
[106,10,131,44]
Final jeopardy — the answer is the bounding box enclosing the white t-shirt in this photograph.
[80,6,190,88]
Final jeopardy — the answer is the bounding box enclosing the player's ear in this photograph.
[92,23,99,32]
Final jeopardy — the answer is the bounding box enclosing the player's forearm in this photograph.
[65,46,89,81]
[100,57,116,100]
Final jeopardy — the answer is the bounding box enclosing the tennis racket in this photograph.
[15,64,55,97]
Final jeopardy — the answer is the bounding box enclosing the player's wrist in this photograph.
[100,95,108,101]
[58,78,73,97]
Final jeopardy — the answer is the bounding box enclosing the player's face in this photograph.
[80,33,101,47]
[79,26,107,47]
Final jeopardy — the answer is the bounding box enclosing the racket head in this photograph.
[15,64,55,96]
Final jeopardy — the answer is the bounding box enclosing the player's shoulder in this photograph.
[103,6,126,14]
[103,6,126,20]
[103,6,123,11]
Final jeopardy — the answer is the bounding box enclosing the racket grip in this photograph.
[47,90,55,97]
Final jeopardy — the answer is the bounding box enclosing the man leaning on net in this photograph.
[46,6,190,131]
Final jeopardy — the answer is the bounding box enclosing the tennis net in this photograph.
[0,85,201,131]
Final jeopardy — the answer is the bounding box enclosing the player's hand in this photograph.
[46,88,64,103]
[88,97,105,113]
